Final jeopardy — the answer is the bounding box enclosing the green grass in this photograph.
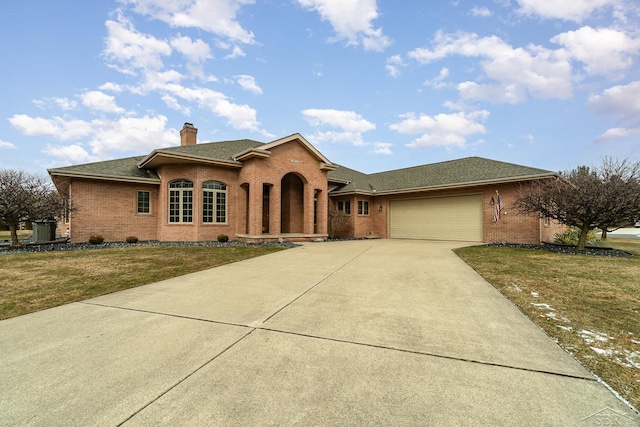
[454,237,640,411]
[0,230,31,241]
[0,245,285,321]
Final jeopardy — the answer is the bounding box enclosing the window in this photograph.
[203,181,227,223]
[337,200,351,214]
[169,180,193,223]
[63,197,71,223]
[358,200,369,215]
[137,190,151,214]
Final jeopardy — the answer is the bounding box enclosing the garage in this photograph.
[389,194,484,242]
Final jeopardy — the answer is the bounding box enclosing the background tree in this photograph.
[0,169,64,246]
[515,157,640,251]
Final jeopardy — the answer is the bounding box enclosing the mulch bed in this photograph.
[0,240,298,255]
[488,242,634,258]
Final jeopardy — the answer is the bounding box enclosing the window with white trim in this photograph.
[169,180,193,223]
[358,200,369,215]
[203,181,227,223]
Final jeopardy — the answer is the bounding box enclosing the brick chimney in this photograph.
[180,123,197,146]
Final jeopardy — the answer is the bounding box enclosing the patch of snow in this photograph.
[530,292,539,297]
[513,283,522,292]
[580,330,612,344]
[626,352,640,369]
[557,325,573,332]
[531,302,555,311]
[631,339,640,345]
[590,347,614,357]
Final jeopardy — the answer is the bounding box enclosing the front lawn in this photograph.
[0,245,286,321]
[455,238,640,412]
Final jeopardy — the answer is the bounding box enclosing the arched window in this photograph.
[169,180,193,223]
[203,181,227,223]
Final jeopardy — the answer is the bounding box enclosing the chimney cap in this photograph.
[183,122,195,128]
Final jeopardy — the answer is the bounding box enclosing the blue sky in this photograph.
[1,0,639,175]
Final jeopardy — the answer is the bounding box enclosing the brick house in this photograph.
[48,123,563,244]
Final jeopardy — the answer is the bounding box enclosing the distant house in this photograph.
[48,123,562,244]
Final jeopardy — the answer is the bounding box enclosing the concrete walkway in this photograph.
[1,240,638,426]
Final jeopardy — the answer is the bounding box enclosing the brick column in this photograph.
[315,188,328,235]
[270,183,281,235]
[303,184,315,234]
[247,182,263,235]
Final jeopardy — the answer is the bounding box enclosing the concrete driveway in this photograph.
[1,240,638,426]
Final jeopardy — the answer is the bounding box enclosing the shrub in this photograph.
[88,235,105,245]
[553,227,599,247]
[217,234,229,243]
[126,236,139,244]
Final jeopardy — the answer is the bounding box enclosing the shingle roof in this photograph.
[148,139,265,161]
[48,139,267,182]
[48,138,556,195]
[48,156,159,182]
[328,156,556,195]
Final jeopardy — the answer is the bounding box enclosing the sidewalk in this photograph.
[1,240,638,425]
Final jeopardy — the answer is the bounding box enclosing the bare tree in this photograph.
[515,158,640,251]
[328,210,352,239]
[0,169,64,246]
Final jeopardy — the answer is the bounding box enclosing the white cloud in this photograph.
[154,83,266,133]
[594,127,640,143]
[390,110,489,149]
[424,67,450,89]
[122,0,255,44]
[470,6,492,17]
[86,116,178,157]
[551,26,640,77]
[372,142,393,155]
[302,108,375,145]
[224,45,246,59]
[297,0,391,51]
[515,0,618,22]
[408,31,574,102]
[10,113,179,161]
[457,81,527,104]
[54,97,78,111]
[588,81,640,122]
[103,16,172,73]
[80,91,126,114]
[589,80,640,141]
[42,144,95,164]
[33,97,78,111]
[98,82,124,92]
[0,140,16,149]
[235,75,263,94]
[161,95,191,115]
[170,35,212,62]
[385,55,405,78]
[9,115,94,140]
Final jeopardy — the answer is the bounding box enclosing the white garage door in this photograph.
[389,194,483,242]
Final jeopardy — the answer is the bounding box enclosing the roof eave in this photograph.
[48,170,161,185]
[137,151,243,169]
[320,162,337,171]
[233,148,271,161]
[330,173,557,196]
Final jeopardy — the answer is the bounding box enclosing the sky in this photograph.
[1,0,639,176]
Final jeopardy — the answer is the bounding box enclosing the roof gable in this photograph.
[138,139,264,169]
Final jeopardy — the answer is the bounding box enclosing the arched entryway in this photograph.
[280,173,305,233]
